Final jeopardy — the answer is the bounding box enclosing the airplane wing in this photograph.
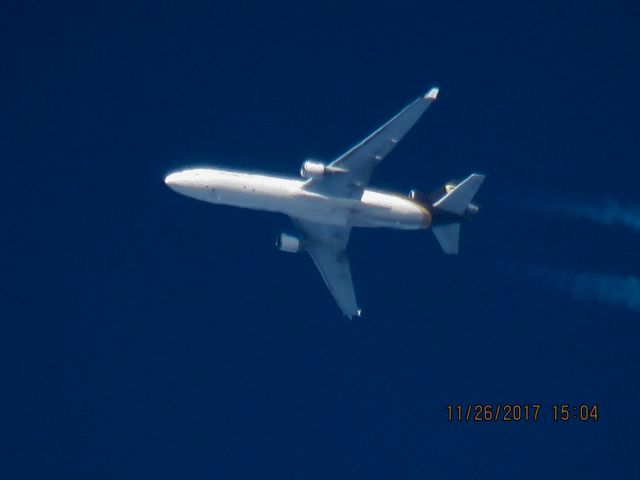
[302,87,439,199]
[292,218,360,319]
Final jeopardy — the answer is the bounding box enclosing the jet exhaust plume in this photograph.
[525,265,640,314]
[529,199,640,232]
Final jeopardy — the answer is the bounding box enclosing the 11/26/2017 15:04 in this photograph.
[446,404,599,422]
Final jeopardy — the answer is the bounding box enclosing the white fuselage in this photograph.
[164,168,431,229]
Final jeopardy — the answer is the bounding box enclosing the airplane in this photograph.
[165,87,485,319]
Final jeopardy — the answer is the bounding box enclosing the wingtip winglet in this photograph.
[424,86,439,100]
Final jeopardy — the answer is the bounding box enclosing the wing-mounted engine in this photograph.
[300,160,348,179]
[275,232,302,253]
[300,160,326,179]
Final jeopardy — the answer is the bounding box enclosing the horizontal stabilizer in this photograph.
[432,223,460,255]
[434,174,485,216]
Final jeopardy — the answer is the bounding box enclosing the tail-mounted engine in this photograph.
[465,203,479,215]
[437,181,480,215]
[276,232,302,253]
[409,178,480,221]
[410,173,485,255]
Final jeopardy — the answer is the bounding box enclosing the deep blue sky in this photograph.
[2,1,639,478]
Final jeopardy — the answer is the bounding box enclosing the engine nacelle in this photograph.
[465,203,479,215]
[300,160,326,179]
[276,232,301,253]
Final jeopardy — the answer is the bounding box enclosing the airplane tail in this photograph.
[410,174,485,255]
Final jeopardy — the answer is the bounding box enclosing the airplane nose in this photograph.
[165,172,190,191]
[164,171,196,196]
[164,172,179,187]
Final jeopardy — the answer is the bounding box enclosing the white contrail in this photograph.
[526,266,640,314]
[529,199,640,232]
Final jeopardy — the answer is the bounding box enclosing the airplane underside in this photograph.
[175,177,430,230]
